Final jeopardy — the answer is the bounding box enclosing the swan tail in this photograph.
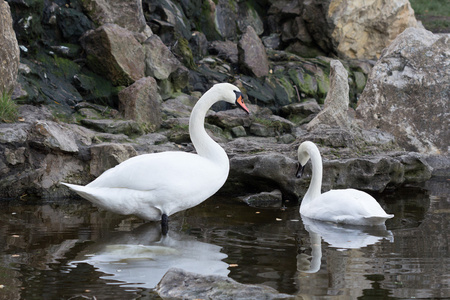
[60,182,84,192]
[60,182,99,202]
[363,214,394,226]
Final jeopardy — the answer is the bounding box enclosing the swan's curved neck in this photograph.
[189,89,228,167]
[304,146,323,203]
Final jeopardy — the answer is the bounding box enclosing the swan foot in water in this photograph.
[161,214,169,235]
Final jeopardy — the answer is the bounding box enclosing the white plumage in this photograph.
[296,141,394,226]
[61,83,249,223]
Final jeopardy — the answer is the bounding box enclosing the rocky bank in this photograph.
[1,0,449,298]
[1,0,448,203]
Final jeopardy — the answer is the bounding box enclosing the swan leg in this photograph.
[161,213,169,235]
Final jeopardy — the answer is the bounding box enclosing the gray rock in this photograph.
[237,2,264,36]
[56,7,94,43]
[156,268,292,300]
[29,121,79,153]
[89,143,137,177]
[0,124,29,144]
[228,152,299,199]
[81,119,144,136]
[143,35,182,80]
[0,0,20,93]
[240,189,283,208]
[320,153,432,193]
[281,16,312,44]
[81,0,151,35]
[356,28,450,154]
[262,33,281,50]
[238,26,269,78]
[146,0,191,40]
[231,126,247,138]
[213,0,238,40]
[207,108,252,129]
[80,24,146,86]
[4,147,26,165]
[190,31,208,60]
[307,60,350,130]
[280,99,321,124]
[209,40,239,64]
[250,122,275,137]
[118,76,162,132]
[227,147,432,201]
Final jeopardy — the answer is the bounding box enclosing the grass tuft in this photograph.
[0,91,18,122]
[410,0,450,33]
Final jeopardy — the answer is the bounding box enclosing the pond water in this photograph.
[0,177,448,299]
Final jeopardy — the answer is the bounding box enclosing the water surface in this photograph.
[0,178,448,299]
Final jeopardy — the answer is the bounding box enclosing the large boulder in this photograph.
[0,1,20,93]
[326,0,422,59]
[306,60,350,130]
[156,268,290,299]
[238,26,269,78]
[356,28,449,155]
[0,106,92,198]
[144,0,191,41]
[29,120,79,153]
[118,76,162,132]
[267,0,422,59]
[80,24,146,86]
[89,143,137,177]
[81,0,152,36]
[142,35,183,80]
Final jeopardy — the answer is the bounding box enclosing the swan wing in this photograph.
[62,151,229,218]
[302,189,393,225]
[87,151,227,192]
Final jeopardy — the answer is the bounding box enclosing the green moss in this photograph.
[288,68,317,96]
[35,52,81,80]
[315,72,329,101]
[173,35,196,70]
[198,0,222,40]
[269,75,296,106]
[0,91,18,122]
[54,55,81,79]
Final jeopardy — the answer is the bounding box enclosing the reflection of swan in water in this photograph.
[68,223,229,288]
[298,216,394,273]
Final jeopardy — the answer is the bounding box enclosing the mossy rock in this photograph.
[243,76,275,105]
[315,71,330,102]
[353,71,366,94]
[268,75,296,107]
[288,68,317,97]
[73,69,118,108]
[173,35,196,70]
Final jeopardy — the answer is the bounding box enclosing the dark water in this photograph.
[0,178,448,299]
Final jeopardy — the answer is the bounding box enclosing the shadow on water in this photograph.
[0,177,448,299]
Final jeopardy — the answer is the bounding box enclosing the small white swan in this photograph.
[296,141,394,226]
[61,83,249,227]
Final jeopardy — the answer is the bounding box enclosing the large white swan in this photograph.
[61,83,249,228]
[296,141,394,226]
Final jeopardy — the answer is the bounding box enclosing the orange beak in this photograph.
[236,94,250,114]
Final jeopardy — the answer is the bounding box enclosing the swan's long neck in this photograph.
[303,146,323,204]
[189,89,229,168]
